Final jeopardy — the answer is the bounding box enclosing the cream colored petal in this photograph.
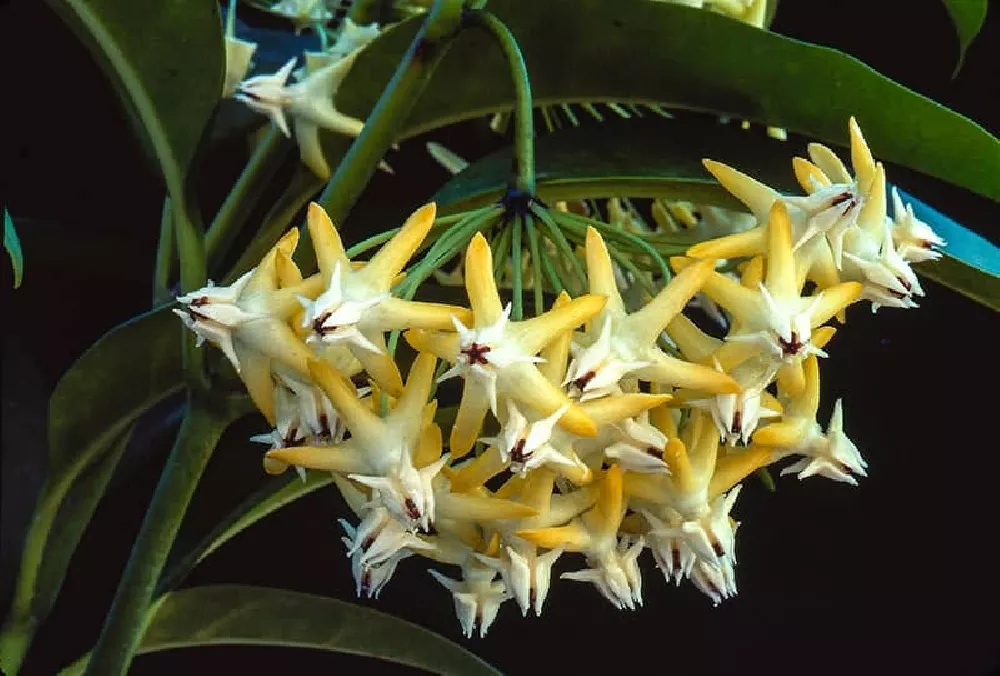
[450,382,492,459]
[519,469,557,514]
[403,329,461,362]
[367,297,473,332]
[537,292,574,386]
[580,393,672,428]
[708,339,761,372]
[268,274,325,320]
[686,226,765,261]
[306,202,350,280]
[790,354,821,418]
[622,471,668,504]
[437,493,538,521]
[663,437,696,493]
[702,159,780,221]
[239,318,314,377]
[350,331,403,396]
[751,418,810,448]
[685,411,721,481]
[517,520,592,552]
[807,143,851,184]
[812,325,837,350]
[586,464,623,539]
[389,352,437,430]
[511,294,606,356]
[266,443,369,474]
[849,117,876,191]
[708,446,773,499]
[792,157,831,193]
[665,314,722,363]
[776,361,806,398]
[740,255,765,289]
[639,351,741,394]
[413,421,444,468]
[446,445,507,492]
[501,363,597,437]
[856,162,886,237]
[698,271,763,327]
[628,259,712,345]
[235,342,275,425]
[585,226,625,313]
[465,232,504,325]
[242,249,279,297]
[308,358,384,448]
[808,282,863,328]
[358,203,437,291]
[765,201,798,300]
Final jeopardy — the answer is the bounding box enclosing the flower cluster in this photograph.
[175,118,942,638]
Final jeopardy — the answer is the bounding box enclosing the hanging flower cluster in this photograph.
[174,118,943,638]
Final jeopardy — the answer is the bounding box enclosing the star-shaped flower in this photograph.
[518,465,645,610]
[480,400,578,476]
[235,50,366,178]
[890,187,946,263]
[430,557,511,639]
[301,202,472,395]
[565,227,741,400]
[753,355,867,485]
[405,232,605,458]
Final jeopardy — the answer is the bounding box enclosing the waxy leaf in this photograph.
[942,0,988,75]
[327,0,999,202]
[0,308,185,671]
[44,0,224,199]
[3,209,23,289]
[432,117,999,312]
[61,585,502,676]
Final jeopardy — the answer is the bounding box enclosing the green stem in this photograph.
[490,221,512,280]
[531,205,586,294]
[315,0,465,226]
[83,395,245,676]
[464,10,535,194]
[510,216,524,320]
[205,128,291,273]
[172,195,209,388]
[524,214,545,314]
[152,197,174,306]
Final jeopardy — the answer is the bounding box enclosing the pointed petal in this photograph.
[266,444,368,473]
[698,271,762,327]
[359,203,437,290]
[537,292,574,385]
[234,342,275,425]
[665,314,722,363]
[413,421,444,468]
[849,117,876,191]
[391,352,437,429]
[238,318,314,377]
[639,351,741,394]
[629,260,712,344]
[702,159,779,221]
[513,294,606,355]
[450,382,492,459]
[463,232,504,325]
[437,493,538,521]
[580,393,672,428]
[447,445,507,492]
[589,464,624,539]
[501,364,597,437]
[403,329,461,362]
[663,437,696,493]
[776,361,806,398]
[807,143,851,184]
[585,226,625,313]
[369,297,473,332]
[307,203,350,279]
[308,358,384,447]
[516,521,592,552]
[808,282,863,328]
[740,255,765,289]
[792,157,831,193]
[708,446,773,499]
[751,419,810,447]
[856,162,886,237]
[687,226,765,261]
[764,201,798,299]
[351,332,403,396]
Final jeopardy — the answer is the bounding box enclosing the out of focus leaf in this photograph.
[61,585,502,675]
[327,0,1000,201]
[941,0,988,76]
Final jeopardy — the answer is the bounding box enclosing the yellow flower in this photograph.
[564,227,740,400]
[301,202,471,395]
[405,232,605,458]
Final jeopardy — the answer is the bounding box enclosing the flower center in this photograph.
[461,342,492,365]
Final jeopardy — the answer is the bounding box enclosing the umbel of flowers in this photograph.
[175,119,942,637]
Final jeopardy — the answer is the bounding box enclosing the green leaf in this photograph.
[330,0,999,202]
[60,585,502,676]
[3,209,23,288]
[433,117,999,312]
[0,307,185,669]
[44,0,224,199]
[159,472,334,593]
[942,0,988,76]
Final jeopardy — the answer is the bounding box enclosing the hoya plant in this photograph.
[1,0,997,674]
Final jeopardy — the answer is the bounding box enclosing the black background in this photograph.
[2,0,999,675]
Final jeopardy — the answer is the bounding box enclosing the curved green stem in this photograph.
[464,10,535,194]
[205,129,291,273]
[316,0,465,226]
[510,216,524,320]
[524,214,545,314]
[152,197,174,306]
[83,395,246,676]
[531,205,586,294]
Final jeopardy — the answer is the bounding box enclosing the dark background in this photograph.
[2,0,999,674]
